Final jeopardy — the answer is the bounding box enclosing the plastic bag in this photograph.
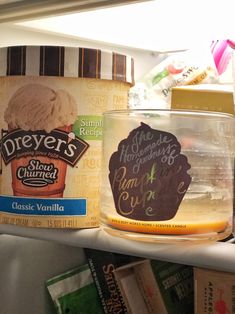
[46,264,104,314]
[129,47,219,109]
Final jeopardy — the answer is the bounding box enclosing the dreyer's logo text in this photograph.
[1,129,89,166]
[1,128,89,188]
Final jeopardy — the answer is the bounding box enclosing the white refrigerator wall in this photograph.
[0,235,87,314]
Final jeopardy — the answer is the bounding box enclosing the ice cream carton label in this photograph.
[0,75,130,228]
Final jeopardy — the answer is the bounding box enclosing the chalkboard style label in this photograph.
[109,123,191,221]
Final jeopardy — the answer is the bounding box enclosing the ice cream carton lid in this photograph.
[0,45,135,85]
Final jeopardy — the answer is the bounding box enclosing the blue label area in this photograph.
[0,196,87,216]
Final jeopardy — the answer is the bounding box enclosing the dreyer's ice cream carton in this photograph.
[0,46,134,228]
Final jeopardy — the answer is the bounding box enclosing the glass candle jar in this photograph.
[101,109,235,242]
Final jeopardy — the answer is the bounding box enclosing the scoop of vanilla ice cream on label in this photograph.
[4,83,78,133]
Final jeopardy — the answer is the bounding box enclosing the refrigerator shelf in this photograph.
[0,224,234,273]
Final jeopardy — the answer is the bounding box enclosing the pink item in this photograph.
[211,40,232,75]
[227,39,235,49]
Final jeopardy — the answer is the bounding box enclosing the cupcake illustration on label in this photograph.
[2,83,89,198]
[109,123,191,221]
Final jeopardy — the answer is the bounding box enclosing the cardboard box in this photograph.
[114,259,194,314]
[194,267,235,314]
[171,84,234,114]
[114,260,151,314]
